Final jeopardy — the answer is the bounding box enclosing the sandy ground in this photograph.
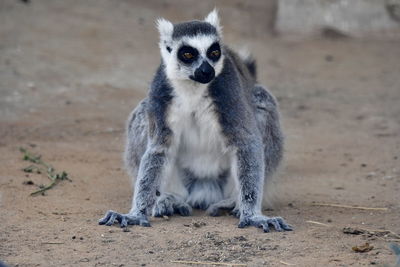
[1,1,400,266]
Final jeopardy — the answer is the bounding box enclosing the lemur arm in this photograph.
[98,138,169,228]
[130,144,166,216]
[236,139,265,218]
[99,89,172,228]
[236,138,292,232]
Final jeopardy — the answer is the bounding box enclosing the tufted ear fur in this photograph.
[156,18,174,52]
[204,8,222,35]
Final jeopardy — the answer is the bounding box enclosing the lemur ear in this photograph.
[156,18,174,51]
[204,9,222,35]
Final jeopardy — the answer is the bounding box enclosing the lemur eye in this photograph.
[210,50,220,57]
[178,45,198,63]
[183,52,194,59]
[207,42,221,61]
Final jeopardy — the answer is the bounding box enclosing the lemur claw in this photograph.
[98,210,150,228]
[238,215,293,232]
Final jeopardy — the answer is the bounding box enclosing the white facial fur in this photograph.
[156,10,224,87]
[165,35,224,84]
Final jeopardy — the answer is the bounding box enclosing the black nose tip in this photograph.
[192,61,215,84]
[200,62,213,75]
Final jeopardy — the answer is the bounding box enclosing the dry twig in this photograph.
[312,202,388,211]
[171,260,246,266]
[343,226,400,240]
[279,260,296,265]
[306,220,330,227]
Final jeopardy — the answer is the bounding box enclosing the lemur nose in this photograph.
[199,61,214,75]
[191,60,215,84]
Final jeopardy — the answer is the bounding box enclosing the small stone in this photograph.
[192,221,206,228]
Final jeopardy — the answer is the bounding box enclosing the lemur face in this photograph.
[157,10,224,85]
[175,36,222,84]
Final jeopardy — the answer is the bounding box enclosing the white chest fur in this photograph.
[167,82,231,179]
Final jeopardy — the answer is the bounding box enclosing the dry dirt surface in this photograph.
[1,1,400,266]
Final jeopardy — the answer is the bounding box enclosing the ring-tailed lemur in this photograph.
[99,10,292,232]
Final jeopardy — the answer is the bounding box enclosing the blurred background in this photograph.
[1,0,400,266]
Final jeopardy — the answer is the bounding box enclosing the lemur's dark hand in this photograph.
[99,210,150,228]
[238,215,292,232]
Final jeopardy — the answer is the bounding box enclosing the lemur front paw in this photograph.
[238,215,293,232]
[98,210,150,228]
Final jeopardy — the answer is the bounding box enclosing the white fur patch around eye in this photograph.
[181,35,218,55]
[180,35,225,77]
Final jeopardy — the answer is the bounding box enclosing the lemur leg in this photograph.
[99,145,166,227]
[153,164,192,217]
[235,141,292,232]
